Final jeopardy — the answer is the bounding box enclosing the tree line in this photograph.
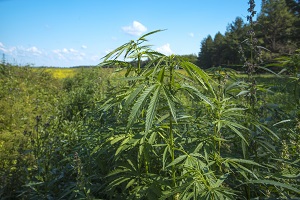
[198,0,300,69]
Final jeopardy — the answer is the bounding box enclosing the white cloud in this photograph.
[0,44,42,56]
[52,49,66,60]
[0,42,14,54]
[81,45,87,49]
[52,49,60,54]
[0,43,101,67]
[62,48,69,53]
[52,47,86,62]
[156,43,173,55]
[0,42,6,52]
[189,32,194,37]
[9,47,17,53]
[69,48,77,53]
[54,48,77,54]
[26,46,42,55]
[122,21,147,36]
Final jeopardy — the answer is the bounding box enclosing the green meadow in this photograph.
[0,49,299,199]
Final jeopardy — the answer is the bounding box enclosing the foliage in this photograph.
[0,66,62,198]
[92,29,300,199]
[197,0,299,69]
[1,1,300,199]
[198,35,214,68]
[258,0,296,53]
[1,56,299,200]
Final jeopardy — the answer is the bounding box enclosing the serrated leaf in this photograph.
[115,137,130,156]
[228,158,262,167]
[107,177,131,190]
[118,76,146,82]
[222,121,249,145]
[257,66,280,77]
[234,162,259,179]
[162,146,168,170]
[227,124,248,145]
[273,119,291,126]
[214,173,229,188]
[125,179,136,190]
[139,29,166,41]
[241,140,247,159]
[254,122,279,140]
[148,132,157,145]
[157,66,165,83]
[127,84,157,130]
[180,61,214,93]
[145,85,161,133]
[278,68,287,74]
[162,86,177,123]
[166,155,188,168]
[124,84,145,108]
[237,90,250,96]
[222,107,246,114]
[246,179,300,194]
[181,83,214,108]
[110,134,126,145]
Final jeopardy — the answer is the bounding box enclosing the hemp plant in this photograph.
[95,19,300,198]
[235,1,300,199]
[97,30,246,199]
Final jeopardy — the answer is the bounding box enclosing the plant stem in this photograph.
[137,54,141,74]
[145,152,149,174]
[169,57,176,189]
[170,117,176,186]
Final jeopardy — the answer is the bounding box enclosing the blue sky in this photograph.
[0,0,261,67]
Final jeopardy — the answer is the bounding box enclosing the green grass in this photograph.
[0,62,299,199]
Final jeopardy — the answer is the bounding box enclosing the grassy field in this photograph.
[0,64,299,199]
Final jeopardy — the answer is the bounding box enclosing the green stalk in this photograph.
[137,53,141,74]
[137,50,141,75]
[169,58,176,189]
[170,115,176,187]
[144,150,149,174]
[213,124,219,155]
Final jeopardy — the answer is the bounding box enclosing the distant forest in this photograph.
[196,0,300,69]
